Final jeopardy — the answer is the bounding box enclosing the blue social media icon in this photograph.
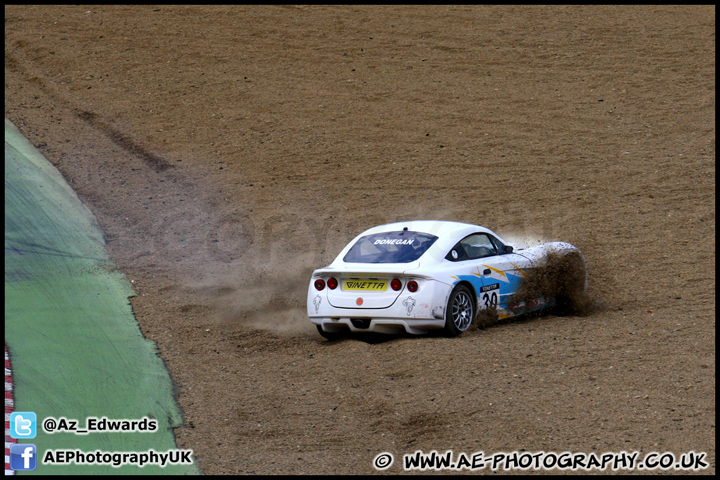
[10,412,37,439]
[10,444,37,471]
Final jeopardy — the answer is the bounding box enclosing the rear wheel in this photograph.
[443,285,475,336]
[316,325,345,341]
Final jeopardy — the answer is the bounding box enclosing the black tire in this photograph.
[316,325,345,341]
[443,285,475,336]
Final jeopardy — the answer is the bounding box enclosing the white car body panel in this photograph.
[308,221,585,336]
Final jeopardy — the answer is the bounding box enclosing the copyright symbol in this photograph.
[373,452,394,470]
[43,418,56,433]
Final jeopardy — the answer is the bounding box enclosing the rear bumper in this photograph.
[308,277,452,335]
[311,316,446,335]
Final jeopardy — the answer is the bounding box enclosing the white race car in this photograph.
[308,220,587,339]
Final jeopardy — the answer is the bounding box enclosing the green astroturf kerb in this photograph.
[4,118,199,474]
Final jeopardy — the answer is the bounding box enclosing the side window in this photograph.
[446,233,498,261]
[488,235,506,253]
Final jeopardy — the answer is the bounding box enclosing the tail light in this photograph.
[407,280,418,292]
[391,278,402,291]
[327,277,338,290]
[314,279,325,290]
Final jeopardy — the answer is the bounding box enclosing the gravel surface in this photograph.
[5,5,714,474]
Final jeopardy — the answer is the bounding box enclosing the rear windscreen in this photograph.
[343,231,438,263]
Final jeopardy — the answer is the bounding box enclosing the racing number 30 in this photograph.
[482,291,498,308]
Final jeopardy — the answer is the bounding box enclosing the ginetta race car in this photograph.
[308,220,587,339]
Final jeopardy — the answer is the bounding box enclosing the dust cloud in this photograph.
[508,249,598,317]
[186,205,474,335]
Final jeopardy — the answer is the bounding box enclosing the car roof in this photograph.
[326,220,506,269]
[359,220,493,239]
[356,221,503,263]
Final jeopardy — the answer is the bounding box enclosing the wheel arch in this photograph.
[454,280,478,312]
